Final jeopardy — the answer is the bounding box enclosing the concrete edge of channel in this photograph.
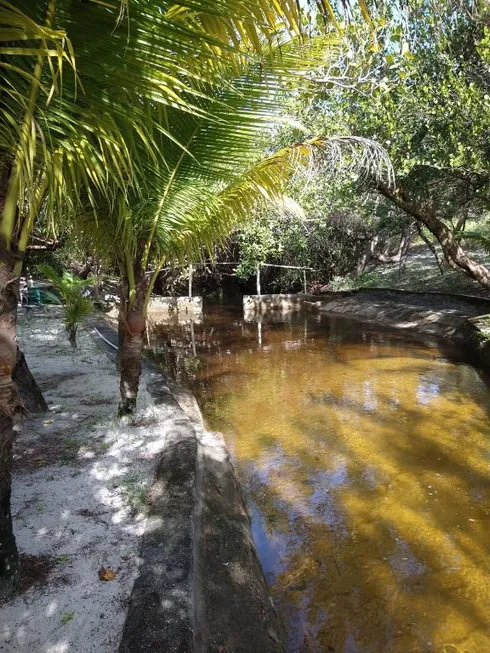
[299,293,490,371]
[89,323,284,652]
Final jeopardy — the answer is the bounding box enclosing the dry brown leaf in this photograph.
[98,566,117,581]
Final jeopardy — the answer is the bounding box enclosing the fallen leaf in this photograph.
[98,566,117,581]
[43,419,53,426]
[60,611,75,625]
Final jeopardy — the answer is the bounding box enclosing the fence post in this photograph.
[303,269,307,294]
[190,320,196,356]
[188,264,193,298]
[256,263,261,296]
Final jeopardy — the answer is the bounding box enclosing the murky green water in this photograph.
[149,303,490,653]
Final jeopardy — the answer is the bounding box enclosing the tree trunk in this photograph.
[118,269,147,416]
[0,247,21,599]
[117,277,129,371]
[373,227,412,264]
[78,257,93,280]
[0,413,18,601]
[377,182,490,290]
[416,222,446,275]
[67,326,77,349]
[92,261,102,304]
[119,325,144,416]
[12,347,48,414]
[356,234,379,274]
[397,225,413,276]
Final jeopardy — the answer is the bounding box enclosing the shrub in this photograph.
[37,265,93,348]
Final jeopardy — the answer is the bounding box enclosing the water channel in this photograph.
[148,302,490,653]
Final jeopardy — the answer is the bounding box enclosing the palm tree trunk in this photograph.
[118,270,148,416]
[12,347,48,414]
[0,247,21,600]
[0,0,58,593]
[119,325,145,416]
[117,278,128,370]
[67,326,77,349]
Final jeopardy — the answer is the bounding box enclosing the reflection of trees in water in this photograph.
[150,308,490,652]
[240,397,490,652]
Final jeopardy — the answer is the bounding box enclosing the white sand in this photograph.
[0,314,167,653]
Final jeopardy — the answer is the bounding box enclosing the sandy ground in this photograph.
[0,312,167,653]
[336,242,490,296]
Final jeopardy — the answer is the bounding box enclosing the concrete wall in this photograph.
[306,295,471,338]
[243,293,306,317]
[454,315,490,369]
[119,366,284,653]
[148,296,203,317]
[313,288,490,313]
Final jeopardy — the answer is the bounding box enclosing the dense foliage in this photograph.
[225,1,490,292]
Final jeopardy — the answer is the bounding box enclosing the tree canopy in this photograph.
[221,0,490,293]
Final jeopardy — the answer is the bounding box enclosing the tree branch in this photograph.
[376,181,490,290]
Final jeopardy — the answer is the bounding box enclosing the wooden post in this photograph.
[188,264,193,298]
[256,263,261,296]
[190,320,196,356]
[303,268,307,294]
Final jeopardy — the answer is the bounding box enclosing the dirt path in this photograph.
[340,242,490,297]
[0,313,167,653]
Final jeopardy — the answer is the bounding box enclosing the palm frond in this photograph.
[1,0,350,262]
[152,135,393,263]
[75,18,390,280]
[37,263,93,336]
[62,295,93,331]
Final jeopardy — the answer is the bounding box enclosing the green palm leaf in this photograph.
[0,0,355,278]
[37,263,93,346]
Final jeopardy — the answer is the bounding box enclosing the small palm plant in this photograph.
[38,265,93,348]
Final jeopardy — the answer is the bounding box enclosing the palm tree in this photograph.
[70,34,321,412]
[117,141,336,415]
[1,0,336,599]
[84,77,391,414]
[38,264,93,348]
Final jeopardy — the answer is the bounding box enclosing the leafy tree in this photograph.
[238,1,490,291]
[320,1,490,287]
[233,167,404,290]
